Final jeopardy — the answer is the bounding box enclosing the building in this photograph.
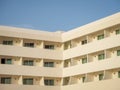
[0,12,120,90]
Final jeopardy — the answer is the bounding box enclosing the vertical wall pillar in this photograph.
[18,76,22,85]
[18,57,22,65]
[40,77,44,86]
[40,41,44,49]
[20,38,23,47]
[40,58,43,67]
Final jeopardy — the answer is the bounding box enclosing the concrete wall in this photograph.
[63,57,120,77]
[0,84,61,90]
[0,26,62,42]
[0,45,63,60]
[63,35,120,59]
[0,64,62,77]
[62,79,120,90]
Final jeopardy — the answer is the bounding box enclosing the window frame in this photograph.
[99,73,104,80]
[97,34,104,40]
[44,62,54,67]
[1,77,11,84]
[3,40,13,45]
[81,40,87,45]
[118,71,120,78]
[23,60,34,66]
[44,79,54,86]
[24,43,34,48]
[82,57,87,64]
[117,50,120,56]
[82,76,86,83]
[98,53,105,60]
[1,58,12,64]
[44,45,55,49]
[23,78,33,85]
[116,29,120,35]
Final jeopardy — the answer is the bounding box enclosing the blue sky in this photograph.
[0,0,120,32]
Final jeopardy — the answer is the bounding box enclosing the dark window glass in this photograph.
[116,29,120,35]
[44,62,54,67]
[1,58,12,64]
[23,78,33,85]
[82,57,87,64]
[3,41,13,45]
[24,43,34,48]
[6,59,12,64]
[118,71,120,78]
[44,45,54,49]
[82,77,86,83]
[81,40,87,45]
[98,54,105,60]
[1,77,11,84]
[23,60,33,66]
[97,34,104,40]
[1,58,5,64]
[117,50,120,56]
[99,74,104,80]
[44,79,54,86]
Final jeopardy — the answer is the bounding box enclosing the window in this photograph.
[117,50,120,56]
[64,41,71,50]
[44,45,54,49]
[118,71,120,78]
[82,57,87,64]
[81,40,87,45]
[3,41,13,45]
[99,73,104,80]
[24,43,34,48]
[1,77,11,84]
[44,79,54,86]
[23,78,33,85]
[82,77,86,83]
[97,34,104,40]
[44,62,54,67]
[98,53,105,60]
[1,58,12,64]
[116,29,120,35]
[23,60,33,66]
[6,59,12,64]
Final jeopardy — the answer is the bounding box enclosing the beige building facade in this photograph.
[0,12,120,90]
